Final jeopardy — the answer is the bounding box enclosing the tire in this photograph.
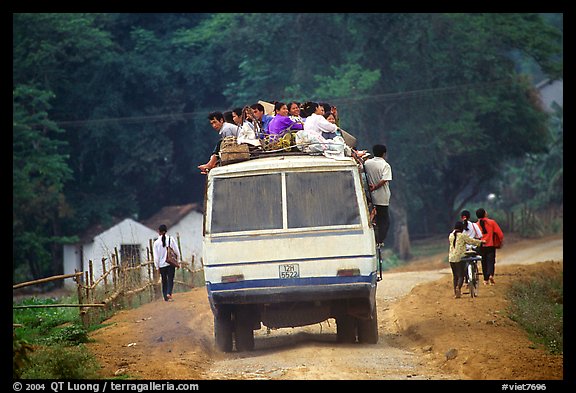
[472,263,479,297]
[468,263,478,298]
[214,308,233,352]
[357,306,378,344]
[234,307,255,352]
[336,314,357,343]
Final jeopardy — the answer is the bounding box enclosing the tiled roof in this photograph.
[141,203,202,231]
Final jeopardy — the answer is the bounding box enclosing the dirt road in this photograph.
[86,234,563,380]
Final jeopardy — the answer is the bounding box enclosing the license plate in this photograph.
[279,263,299,279]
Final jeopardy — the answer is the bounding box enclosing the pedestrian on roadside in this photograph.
[461,210,483,247]
[449,221,483,298]
[363,144,392,248]
[475,208,504,286]
[460,209,483,289]
[153,224,180,302]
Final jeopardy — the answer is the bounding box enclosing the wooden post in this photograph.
[88,260,94,288]
[147,257,154,302]
[102,258,108,295]
[148,241,156,301]
[190,255,195,288]
[176,233,182,261]
[90,259,96,323]
[115,246,122,294]
[111,253,117,293]
[75,269,88,327]
[84,270,90,303]
[84,269,91,325]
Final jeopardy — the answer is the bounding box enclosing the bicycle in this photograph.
[461,249,482,298]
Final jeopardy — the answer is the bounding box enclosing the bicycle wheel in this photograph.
[472,262,479,297]
[467,263,477,298]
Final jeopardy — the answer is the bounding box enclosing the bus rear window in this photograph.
[211,174,282,233]
[286,171,360,228]
[210,170,360,234]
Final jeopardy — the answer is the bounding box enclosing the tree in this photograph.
[325,13,561,255]
[13,86,74,280]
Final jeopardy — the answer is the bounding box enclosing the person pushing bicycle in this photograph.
[448,221,484,299]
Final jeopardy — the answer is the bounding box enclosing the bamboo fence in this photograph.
[13,239,204,327]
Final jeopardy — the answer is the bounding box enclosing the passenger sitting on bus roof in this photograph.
[250,103,274,134]
[295,101,350,157]
[236,106,262,147]
[223,110,234,125]
[267,102,304,141]
[231,107,243,127]
[322,112,339,140]
[331,105,340,127]
[198,111,240,174]
[302,101,338,138]
[288,101,305,125]
[319,102,340,126]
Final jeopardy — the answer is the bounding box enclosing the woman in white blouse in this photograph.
[295,102,349,157]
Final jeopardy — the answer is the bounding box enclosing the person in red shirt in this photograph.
[475,208,504,285]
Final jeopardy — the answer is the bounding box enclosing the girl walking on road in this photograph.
[153,224,180,302]
[448,221,483,298]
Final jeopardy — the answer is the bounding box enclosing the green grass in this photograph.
[13,296,100,379]
[18,343,100,379]
[13,296,82,343]
[13,270,206,379]
[507,270,563,354]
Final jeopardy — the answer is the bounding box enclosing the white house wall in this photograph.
[62,244,81,288]
[170,211,203,269]
[64,218,158,287]
[91,218,157,277]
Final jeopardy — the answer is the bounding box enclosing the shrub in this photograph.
[13,331,34,379]
[19,344,100,379]
[507,270,563,354]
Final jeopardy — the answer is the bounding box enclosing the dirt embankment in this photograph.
[86,234,563,380]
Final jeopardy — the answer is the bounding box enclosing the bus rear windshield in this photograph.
[210,171,360,234]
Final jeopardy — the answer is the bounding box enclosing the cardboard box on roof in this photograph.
[258,100,275,115]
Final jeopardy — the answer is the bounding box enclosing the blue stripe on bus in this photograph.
[207,273,376,292]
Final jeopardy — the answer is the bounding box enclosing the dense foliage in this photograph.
[13,13,562,280]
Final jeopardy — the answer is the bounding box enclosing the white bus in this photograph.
[202,154,379,351]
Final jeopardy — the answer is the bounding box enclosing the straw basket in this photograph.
[219,136,250,165]
[260,131,296,152]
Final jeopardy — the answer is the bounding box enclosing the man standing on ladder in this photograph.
[363,144,393,249]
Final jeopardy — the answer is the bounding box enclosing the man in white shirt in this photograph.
[363,144,392,247]
[198,111,240,174]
